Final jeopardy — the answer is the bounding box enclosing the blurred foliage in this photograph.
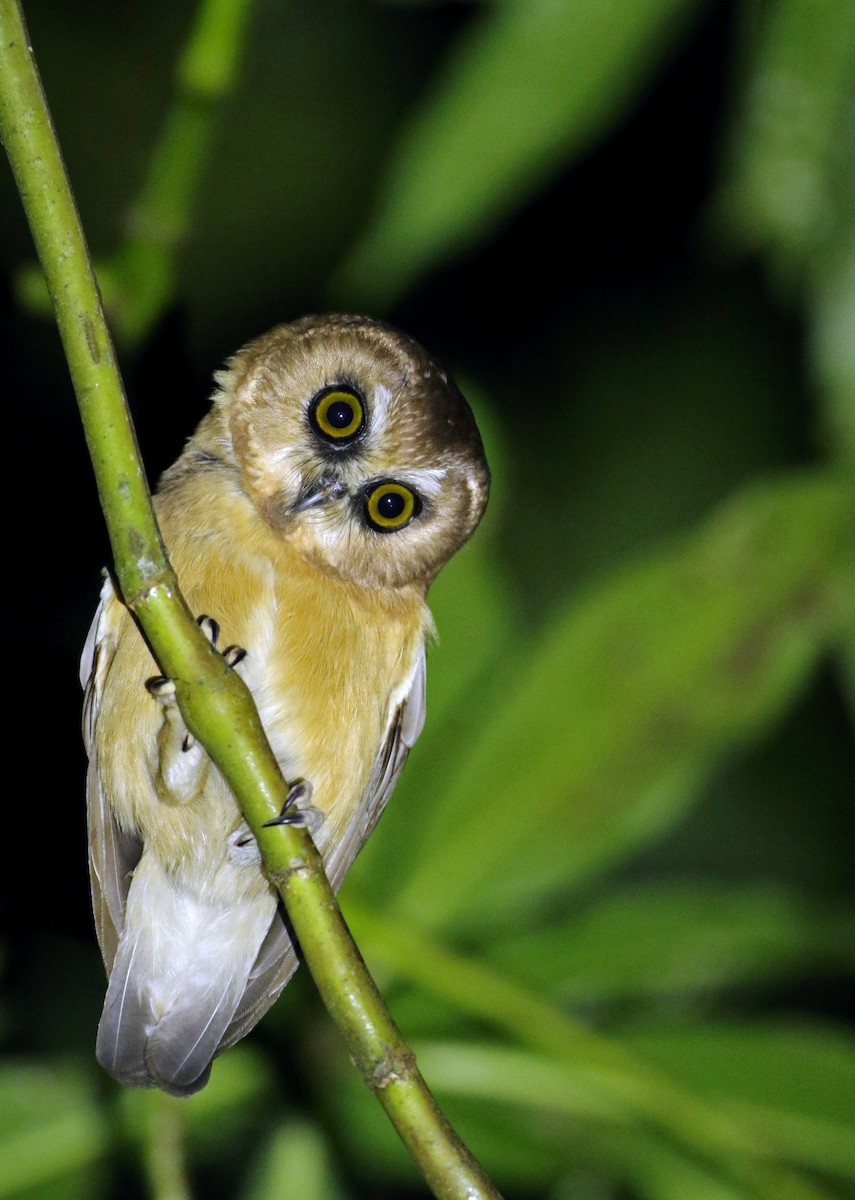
[1,0,853,1199]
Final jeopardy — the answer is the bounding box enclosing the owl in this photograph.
[81,314,489,1096]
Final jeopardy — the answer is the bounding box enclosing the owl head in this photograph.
[179,315,489,590]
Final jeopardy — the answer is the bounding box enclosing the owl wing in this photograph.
[326,647,427,890]
[81,576,144,973]
[220,648,427,1050]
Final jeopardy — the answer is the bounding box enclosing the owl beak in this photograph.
[292,476,348,512]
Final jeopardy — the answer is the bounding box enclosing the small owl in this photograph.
[81,314,489,1096]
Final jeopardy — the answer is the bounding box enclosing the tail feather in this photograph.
[96,853,276,1096]
[96,928,156,1088]
[143,983,240,1095]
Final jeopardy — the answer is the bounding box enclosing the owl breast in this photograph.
[157,475,430,859]
[239,545,428,854]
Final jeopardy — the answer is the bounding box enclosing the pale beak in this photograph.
[292,476,348,512]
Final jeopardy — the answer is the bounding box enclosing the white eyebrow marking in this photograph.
[390,466,448,498]
[368,383,393,445]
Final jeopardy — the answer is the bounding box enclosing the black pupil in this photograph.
[326,399,355,429]
[378,491,406,519]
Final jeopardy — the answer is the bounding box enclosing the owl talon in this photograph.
[228,824,261,865]
[263,779,322,832]
[147,676,176,702]
[198,615,220,648]
[266,806,323,830]
[262,779,310,825]
[182,732,196,753]
[198,616,247,670]
[223,645,247,669]
[283,806,323,831]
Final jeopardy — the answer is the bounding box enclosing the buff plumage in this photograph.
[82,315,489,1096]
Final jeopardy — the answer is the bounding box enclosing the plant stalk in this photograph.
[0,4,500,1196]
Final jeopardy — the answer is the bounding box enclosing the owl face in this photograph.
[196,315,489,590]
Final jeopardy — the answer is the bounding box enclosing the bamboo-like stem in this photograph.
[0,5,501,1197]
[15,0,256,345]
[100,0,256,344]
[136,1093,192,1200]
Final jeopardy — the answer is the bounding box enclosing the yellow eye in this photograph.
[310,386,365,442]
[365,481,420,532]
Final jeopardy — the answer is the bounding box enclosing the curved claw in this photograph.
[146,675,176,702]
[147,618,246,761]
[197,615,220,647]
[223,645,247,669]
[262,780,322,832]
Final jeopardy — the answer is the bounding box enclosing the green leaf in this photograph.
[344,898,848,1196]
[717,0,855,278]
[391,474,854,934]
[630,1155,774,1200]
[240,1119,347,1200]
[317,941,844,1199]
[623,1022,855,1180]
[321,1050,564,1191]
[13,0,258,348]
[0,1062,107,1198]
[809,62,855,470]
[331,0,708,307]
[174,1045,273,1148]
[411,1040,838,1200]
[491,881,855,1003]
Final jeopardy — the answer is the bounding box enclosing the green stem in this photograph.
[15,0,257,345]
[104,0,256,344]
[0,5,500,1197]
[137,1093,192,1200]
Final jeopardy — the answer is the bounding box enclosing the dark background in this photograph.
[1,1,853,1197]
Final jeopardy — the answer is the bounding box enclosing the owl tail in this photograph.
[96,854,277,1096]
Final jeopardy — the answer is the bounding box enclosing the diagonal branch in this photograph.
[0,4,501,1197]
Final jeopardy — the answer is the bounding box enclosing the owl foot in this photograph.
[198,614,247,671]
[263,779,323,833]
[146,673,209,804]
[147,675,175,701]
[228,824,262,865]
[229,779,321,866]
[145,617,248,803]
[147,675,197,753]
[146,615,218,755]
